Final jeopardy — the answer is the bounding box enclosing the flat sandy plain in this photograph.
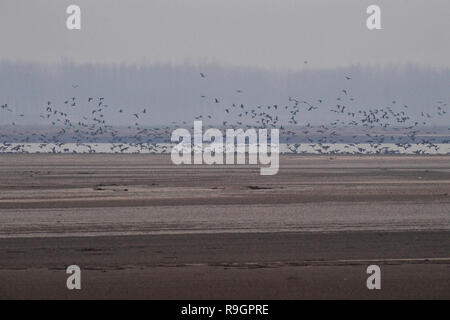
[0,154,449,299]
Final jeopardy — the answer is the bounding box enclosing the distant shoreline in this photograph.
[1,143,450,155]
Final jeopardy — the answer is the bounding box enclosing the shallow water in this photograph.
[1,143,449,154]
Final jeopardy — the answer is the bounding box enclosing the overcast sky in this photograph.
[0,0,449,70]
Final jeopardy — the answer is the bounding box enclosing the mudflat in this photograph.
[0,154,449,299]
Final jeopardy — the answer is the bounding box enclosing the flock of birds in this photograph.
[1,71,449,155]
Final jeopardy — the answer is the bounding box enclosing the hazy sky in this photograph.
[1,0,450,70]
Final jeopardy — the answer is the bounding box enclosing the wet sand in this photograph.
[0,154,449,299]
